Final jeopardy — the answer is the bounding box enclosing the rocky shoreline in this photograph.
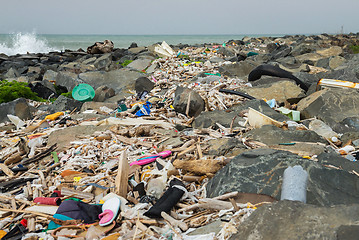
[0,33,358,239]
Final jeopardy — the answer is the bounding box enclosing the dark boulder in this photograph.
[206,149,359,206]
[173,86,205,118]
[0,98,32,123]
[230,201,359,240]
[28,82,58,99]
[135,77,155,93]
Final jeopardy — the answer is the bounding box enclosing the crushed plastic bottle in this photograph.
[309,119,339,143]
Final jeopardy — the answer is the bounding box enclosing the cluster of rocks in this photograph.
[0,33,358,239]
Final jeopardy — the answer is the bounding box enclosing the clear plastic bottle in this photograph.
[280,165,308,203]
[309,119,339,143]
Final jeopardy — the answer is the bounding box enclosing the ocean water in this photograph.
[0,32,285,56]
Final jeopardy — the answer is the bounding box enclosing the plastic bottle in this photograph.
[280,165,308,203]
[308,119,339,143]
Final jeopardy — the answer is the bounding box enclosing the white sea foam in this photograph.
[0,32,59,56]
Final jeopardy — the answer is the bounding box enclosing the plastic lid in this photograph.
[72,84,95,102]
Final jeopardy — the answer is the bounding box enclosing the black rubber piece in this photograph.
[248,64,309,91]
[219,88,256,100]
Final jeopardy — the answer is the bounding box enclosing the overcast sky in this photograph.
[1,0,358,35]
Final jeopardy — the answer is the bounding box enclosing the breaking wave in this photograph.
[0,32,59,56]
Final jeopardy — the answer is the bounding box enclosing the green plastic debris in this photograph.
[277,107,300,121]
[247,51,259,57]
[51,152,59,163]
[204,73,221,76]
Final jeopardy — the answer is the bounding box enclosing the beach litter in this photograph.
[0,33,358,239]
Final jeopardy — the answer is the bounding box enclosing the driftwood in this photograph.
[161,211,188,231]
[115,151,129,198]
[173,159,224,175]
[0,208,83,225]
[179,192,239,212]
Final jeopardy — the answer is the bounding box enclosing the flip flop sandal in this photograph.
[99,197,121,226]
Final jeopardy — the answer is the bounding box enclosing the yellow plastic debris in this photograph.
[45,112,64,121]
[0,230,7,238]
[73,177,82,182]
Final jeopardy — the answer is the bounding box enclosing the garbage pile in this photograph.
[0,33,359,239]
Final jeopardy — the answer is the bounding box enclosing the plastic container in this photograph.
[309,119,339,143]
[72,84,95,102]
[280,165,308,203]
[338,145,355,155]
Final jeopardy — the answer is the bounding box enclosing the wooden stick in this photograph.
[177,145,196,157]
[196,143,203,159]
[161,212,188,232]
[178,191,238,212]
[0,164,14,177]
[45,162,61,174]
[229,198,240,212]
[0,194,33,206]
[115,151,129,198]
[27,218,36,232]
[196,198,247,211]
[61,187,94,200]
[164,219,183,240]
[185,92,192,118]
[0,208,82,225]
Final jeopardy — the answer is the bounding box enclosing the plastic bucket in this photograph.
[72,84,95,102]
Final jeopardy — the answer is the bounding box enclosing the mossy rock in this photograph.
[0,80,44,103]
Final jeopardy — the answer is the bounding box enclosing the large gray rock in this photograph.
[244,79,305,104]
[292,71,320,87]
[317,152,359,173]
[173,86,205,117]
[317,55,359,83]
[93,85,115,102]
[47,95,83,113]
[341,131,359,145]
[128,46,146,55]
[270,45,291,59]
[218,60,258,78]
[206,149,359,206]
[4,68,20,79]
[55,71,80,92]
[135,77,155,93]
[43,70,58,82]
[230,201,359,240]
[333,117,359,133]
[290,43,318,56]
[193,99,289,129]
[207,138,245,156]
[126,58,152,71]
[245,125,326,145]
[217,47,236,57]
[0,98,32,123]
[78,69,144,94]
[297,88,359,129]
[329,55,346,69]
[94,53,112,71]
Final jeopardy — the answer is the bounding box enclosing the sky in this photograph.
[1,0,358,35]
